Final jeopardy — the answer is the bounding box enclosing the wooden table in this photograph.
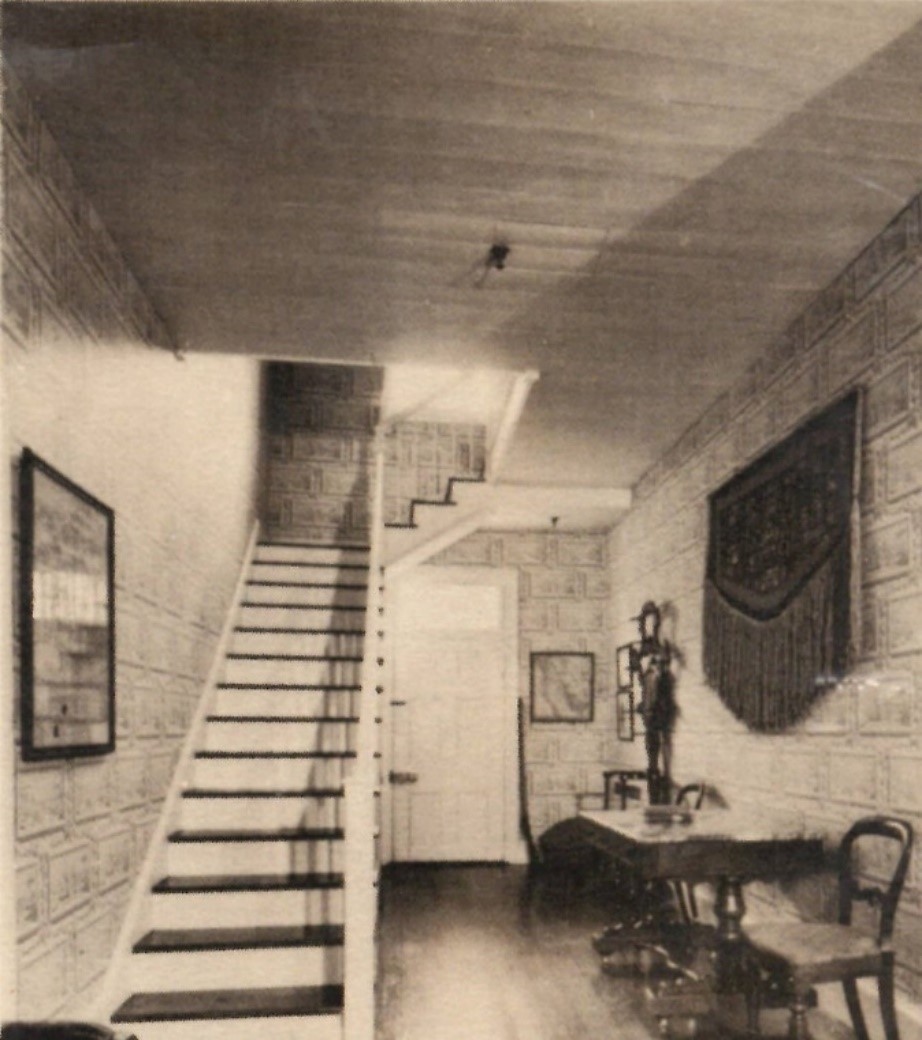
[577,808,825,988]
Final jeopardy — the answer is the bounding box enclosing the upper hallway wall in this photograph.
[609,192,922,997]
[3,68,262,1018]
[262,361,383,545]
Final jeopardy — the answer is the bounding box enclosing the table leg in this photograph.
[714,876,746,991]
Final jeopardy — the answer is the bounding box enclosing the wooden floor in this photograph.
[376,862,666,1040]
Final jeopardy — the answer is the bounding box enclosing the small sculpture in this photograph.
[632,601,677,805]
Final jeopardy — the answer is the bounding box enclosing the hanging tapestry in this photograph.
[703,390,860,731]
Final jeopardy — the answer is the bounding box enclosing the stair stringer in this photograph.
[92,521,261,1021]
[383,478,495,569]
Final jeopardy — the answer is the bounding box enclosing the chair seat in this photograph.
[746,921,885,984]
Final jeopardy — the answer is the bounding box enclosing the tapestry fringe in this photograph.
[703,539,850,732]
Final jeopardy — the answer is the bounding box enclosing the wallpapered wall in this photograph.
[383,421,486,526]
[4,69,262,1017]
[263,361,383,545]
[429,530,615,836]
[263,361,487,535]
[609,192,922,997]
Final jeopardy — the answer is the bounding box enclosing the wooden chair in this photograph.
[518,699,602,923]
[671,783,707,924]
[745,816,914,1040]
[594,781,710,963]
[602,768,648,809]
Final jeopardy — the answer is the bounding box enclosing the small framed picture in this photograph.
[616,686,635,741]
[19,449,116,761]
[616,643,635,689]
[530,651,594,723]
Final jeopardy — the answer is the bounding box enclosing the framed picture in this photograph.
[616,643,635,689]
[19,449,115,761]
[530,651,594,723]
[616,686,635,741]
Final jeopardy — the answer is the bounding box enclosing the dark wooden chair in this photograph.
[594,781,710,963]
[671,783,707,924]
[745,816,914,1040]
[518,699,603,923]
[602,768,648,810]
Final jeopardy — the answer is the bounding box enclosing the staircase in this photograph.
[111,540,371,1040]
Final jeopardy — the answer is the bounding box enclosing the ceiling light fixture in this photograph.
[487,243,510,270]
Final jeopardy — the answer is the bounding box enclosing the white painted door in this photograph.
[388,567,518,863]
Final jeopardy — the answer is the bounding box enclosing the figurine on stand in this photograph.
[632,601,677,805]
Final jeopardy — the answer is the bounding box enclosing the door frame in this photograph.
[380,564,524,865]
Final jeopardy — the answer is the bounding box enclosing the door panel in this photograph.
[389,568,517,862]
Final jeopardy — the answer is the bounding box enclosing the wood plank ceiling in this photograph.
[4,1,922,489]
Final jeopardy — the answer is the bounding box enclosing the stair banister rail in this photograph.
[342,430,386,1040]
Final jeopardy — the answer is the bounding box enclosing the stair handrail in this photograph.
[342,431,386,1040]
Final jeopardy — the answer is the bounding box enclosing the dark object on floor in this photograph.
[2,1024,138,1040]
[745,815,914,1040]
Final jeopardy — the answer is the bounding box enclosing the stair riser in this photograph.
[223,659,362,685]
[180,796,344,830]
[244,584,367,608]
[129,945,343,992]
[214,689,361,717]
[168,840,344,875]
[204,721,355,754]
[115,1014,342,1040]
[256,544,369,565]
[250,563,368,585]
[231,631,364,656]
[151,888,344,930]
[238,605,366,630]
[194,757,351,789]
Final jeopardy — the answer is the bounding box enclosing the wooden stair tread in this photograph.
[258,540,369,551]
[234,626,366,634]
[246,580,367,589]
[195,749,356,759]
[169,827,344,842]
[252,560,369,570]
[135,924,344,953]
[240,601,367,611]
[217,682,361,690]
[205,714,360,723]
[153,871,344,893]
[182,787,344,799]
[225,653,363,661]
[112,983,343,1022]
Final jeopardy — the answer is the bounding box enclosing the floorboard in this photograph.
[376,862,659,1040]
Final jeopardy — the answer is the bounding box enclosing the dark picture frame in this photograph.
[616,642,641,741]
[530,651,594,723]
[19,449,115,761]
[616,686,635,741]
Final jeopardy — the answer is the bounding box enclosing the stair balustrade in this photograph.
[342,438,386,1040]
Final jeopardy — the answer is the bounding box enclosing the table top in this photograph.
[577,807,825,881]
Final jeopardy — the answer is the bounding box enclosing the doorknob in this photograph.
[388,770,419,785]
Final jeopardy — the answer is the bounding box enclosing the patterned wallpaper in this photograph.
[263,361,383,545]
[383,421,486,526]
[4,68,262,1017]
[429,530,619,837]
[610,192,922,997]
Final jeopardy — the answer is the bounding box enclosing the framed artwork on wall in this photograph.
[616,686,635,741]
[19,448,115,761]
[530,651,594,723]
